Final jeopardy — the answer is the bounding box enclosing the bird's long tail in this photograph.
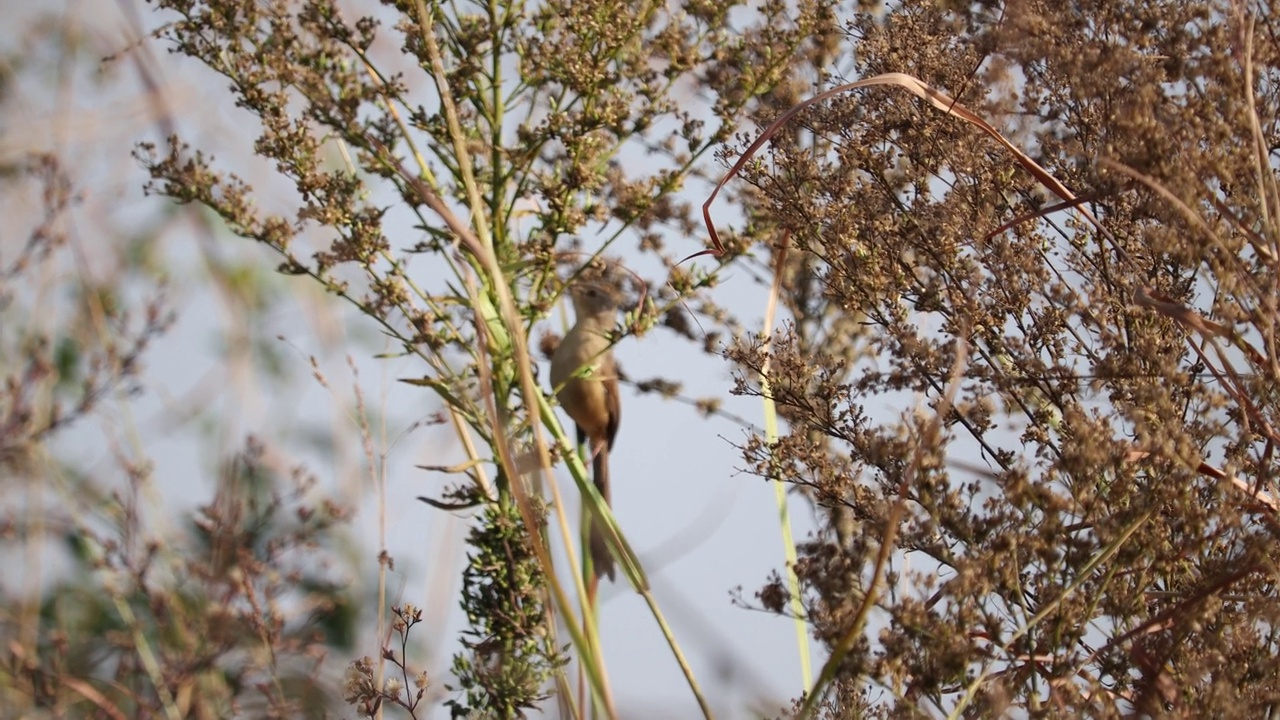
[589,440,616,582]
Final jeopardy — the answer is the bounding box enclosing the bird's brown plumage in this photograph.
[550,283,621,582]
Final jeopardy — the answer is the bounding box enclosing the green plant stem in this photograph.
[760,234,812,690]
[111,595,182,720]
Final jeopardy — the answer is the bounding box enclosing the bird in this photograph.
[550,281,622,584]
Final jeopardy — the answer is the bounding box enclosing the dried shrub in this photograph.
[724,0,1280,716]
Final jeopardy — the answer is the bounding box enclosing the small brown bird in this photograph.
[550,282,621,583]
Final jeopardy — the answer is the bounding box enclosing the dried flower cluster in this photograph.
[725,0,1280,716]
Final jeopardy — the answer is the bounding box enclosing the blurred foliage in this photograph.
[0,6,358,718]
